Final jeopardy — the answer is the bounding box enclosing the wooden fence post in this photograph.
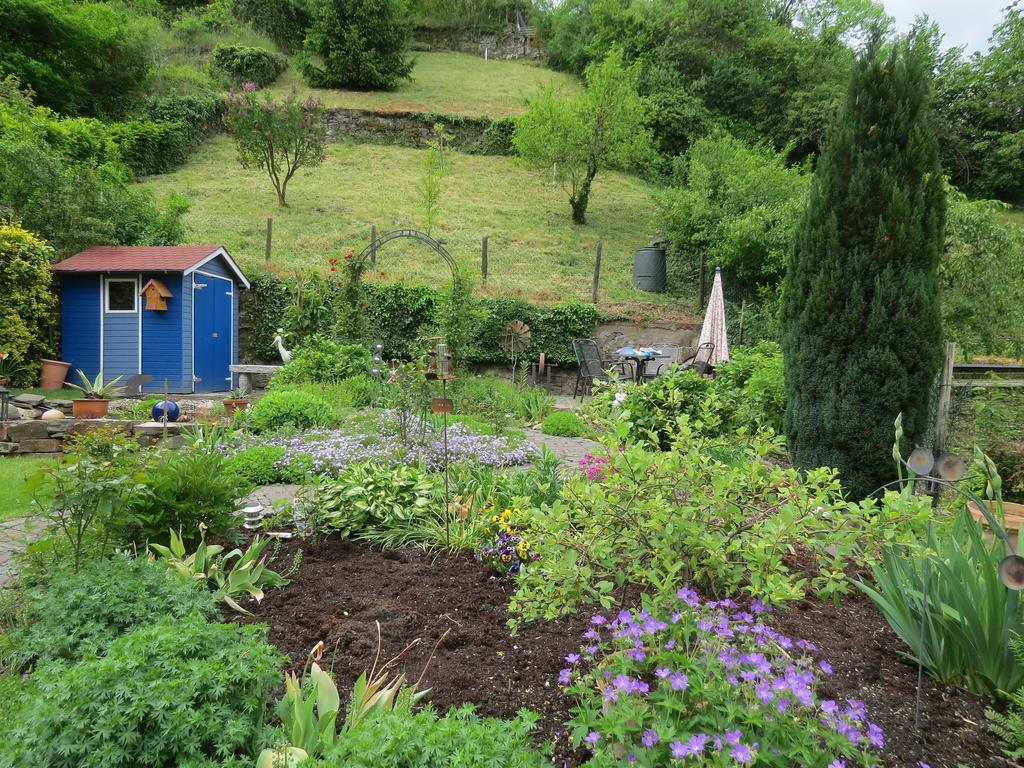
[481,236,488,287]
[264,217,272,264]
[370,224,377,268]
[592,241,602,304]
[935,340,956,454]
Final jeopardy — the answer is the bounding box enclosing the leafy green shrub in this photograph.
[712,341,786,433]
[0,619,284,768]
[233,0,311,53]
[241,269,290,360]
[363,281,439,359]
[212,44,287,87]
[308,705,547,767]
[510,424,932,624]
[479,115,517,155]
[563,589,884,767]
[115,448,246,547]
[271,338,371,385]
[2,555,216,670]
[989,634,1024,758]
[540,410,589,438]
[0,0,153,116]
[859,506,1024,697]
[302,0,413,90]
[250,390,337,433]
[317,462,438,538]
[107,118,192,176]
[0,222,58,385]
[135,90,223,153]
[225,445,286,486]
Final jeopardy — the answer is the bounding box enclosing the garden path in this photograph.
[0,517,42,587]
[523,428,603,470]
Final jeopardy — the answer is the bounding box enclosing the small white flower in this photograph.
[613,391,627,408]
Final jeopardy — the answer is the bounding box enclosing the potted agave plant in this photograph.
[223,387,251,416]
[0,351,25,387]
[67,369,125,419]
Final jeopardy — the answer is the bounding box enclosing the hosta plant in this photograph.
[316,461,438,538]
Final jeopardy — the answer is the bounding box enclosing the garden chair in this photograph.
[640,344,681,382]
[680,342,715,376]
[572,338,632,398]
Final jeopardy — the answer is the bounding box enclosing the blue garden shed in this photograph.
[52,246,250,393]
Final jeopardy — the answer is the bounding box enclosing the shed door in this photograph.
[193,274,232,392]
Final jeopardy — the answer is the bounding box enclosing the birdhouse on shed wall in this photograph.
[140,278,173,311]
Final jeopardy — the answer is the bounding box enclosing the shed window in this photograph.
[106,279,137,313]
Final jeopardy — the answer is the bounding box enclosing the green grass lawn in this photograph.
[11,388,79,400]
[139,136,671,306]
[0,456,53,522]
[265,52,578,118]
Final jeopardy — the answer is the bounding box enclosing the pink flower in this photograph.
[242,81,258,92]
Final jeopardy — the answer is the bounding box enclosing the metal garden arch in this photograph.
[353,229,458,280]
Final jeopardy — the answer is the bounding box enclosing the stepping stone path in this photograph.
[0,517,43,587]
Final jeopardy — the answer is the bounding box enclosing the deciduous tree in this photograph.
[514,48,652,225]
[223,87,327,207]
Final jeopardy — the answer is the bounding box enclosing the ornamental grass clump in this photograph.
[561,588,884,767]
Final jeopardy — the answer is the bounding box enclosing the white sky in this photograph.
[880,0,1008,53]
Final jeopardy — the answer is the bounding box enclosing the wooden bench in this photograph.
[230,364,281,393]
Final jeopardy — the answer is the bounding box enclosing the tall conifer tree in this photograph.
[781,32,945,498]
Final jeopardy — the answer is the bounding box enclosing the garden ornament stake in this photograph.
[871,417,1023,731]
[0,385,9,421]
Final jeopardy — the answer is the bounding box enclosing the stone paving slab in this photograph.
[0,517,43,587]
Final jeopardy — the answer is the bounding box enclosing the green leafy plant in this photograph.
[988,634,1024,758]
[0,350,25,382]
[226,445,287,486]
[25,444,148,571]
[150,528,289,614]
[858,506,1024,697]
[212,44,287,87]
[271,338,372,386]
[0,222,58,382]
[249,389,337,433]
[260,627,431,766]
[317,462,438,538]
[417,122,453,236]
[0,619,284,768]
[1,554,216,671]
[310,705,547,767]
[114,447,245,547]
[540,410,590,438]
[66,368,125,399]
[510,422,932,626]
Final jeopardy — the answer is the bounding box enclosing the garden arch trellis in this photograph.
[353,229,458,282]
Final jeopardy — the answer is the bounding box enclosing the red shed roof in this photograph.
[52,246,249,288]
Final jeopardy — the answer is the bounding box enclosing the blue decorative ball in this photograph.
[151,400,181,422]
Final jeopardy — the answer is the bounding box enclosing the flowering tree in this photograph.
[223,85,327,207]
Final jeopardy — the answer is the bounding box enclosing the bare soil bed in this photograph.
[239,536,1007,768]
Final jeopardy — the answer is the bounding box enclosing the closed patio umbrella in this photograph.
[698,268,729,365]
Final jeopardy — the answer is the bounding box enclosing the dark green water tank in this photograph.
[633,246,666,292]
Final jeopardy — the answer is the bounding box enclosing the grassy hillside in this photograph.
[265,52,578,118]
[138,136,665,306]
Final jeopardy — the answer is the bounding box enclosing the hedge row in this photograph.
[240,270,599,366]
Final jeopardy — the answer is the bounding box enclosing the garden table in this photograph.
[612,346,662,383]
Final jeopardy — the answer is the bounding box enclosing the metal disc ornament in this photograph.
[500,320,531,355]
[906,448,935,476]
[936,453,967,482]
[999,555,1024,590]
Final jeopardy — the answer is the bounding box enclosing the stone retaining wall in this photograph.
[0,419,186,455]
[413,25,542,60]
[322,108,504,153]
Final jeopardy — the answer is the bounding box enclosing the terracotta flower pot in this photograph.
[39,359,71,390]
[72,398,110,419]
[223,398,251,416]
[969,501,1024,553]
